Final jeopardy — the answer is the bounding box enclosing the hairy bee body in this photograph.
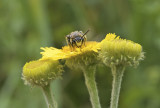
[66,30,89,48]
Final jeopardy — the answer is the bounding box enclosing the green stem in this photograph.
[110,66,125,108]
[41,84,57,108]
[82,66,101,108]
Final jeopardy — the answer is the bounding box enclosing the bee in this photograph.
[66,30,90,49]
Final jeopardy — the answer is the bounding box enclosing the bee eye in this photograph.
[79,31,83,34]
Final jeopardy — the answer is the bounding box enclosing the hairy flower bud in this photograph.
[99,33,144,67]
[22,60,63,87]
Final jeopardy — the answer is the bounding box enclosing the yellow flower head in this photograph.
[22,60,63,87]
[64,41,100,69]
[99,33,144,67]
[40,41,100,69]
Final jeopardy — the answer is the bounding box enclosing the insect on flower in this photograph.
[66,30,90,49]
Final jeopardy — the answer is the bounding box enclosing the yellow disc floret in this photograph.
[22,60,63,87]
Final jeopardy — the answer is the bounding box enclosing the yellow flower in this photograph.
[22,59,63,87]
[40,41,100,69]
[99,33,144,67]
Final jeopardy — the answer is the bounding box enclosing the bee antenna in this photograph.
[82,29,90,37]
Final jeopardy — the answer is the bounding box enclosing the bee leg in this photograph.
[79,41,83,52]
[72,41,78,51]
[68,43,71,48]
[84,37,87,47]
[71,43,74,51]
[71,47,74,52]
[70,46,73,52]
[79,44,82,51]
[81,38,85,47]
[74,41,79,48]
[75,44,79,48]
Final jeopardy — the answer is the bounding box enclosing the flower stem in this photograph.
[82,66,101,108]
[110,66,125,108]
[41,84,57,108]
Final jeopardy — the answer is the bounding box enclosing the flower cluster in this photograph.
[22,33,144,85]
[22,32,144,108]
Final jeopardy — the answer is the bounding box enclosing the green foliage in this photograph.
[0,0,160,108]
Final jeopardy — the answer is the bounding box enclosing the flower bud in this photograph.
[22,60,63,87]
[99,33,144,67]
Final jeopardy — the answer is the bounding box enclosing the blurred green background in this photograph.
[0,0,160,108]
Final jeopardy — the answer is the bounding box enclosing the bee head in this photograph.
[66,35,70,39]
